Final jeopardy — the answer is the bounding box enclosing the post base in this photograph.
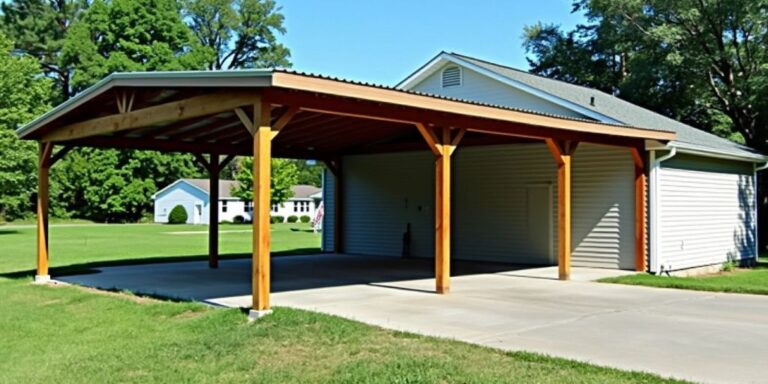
[248,309,273,321]
[33,275,51,284]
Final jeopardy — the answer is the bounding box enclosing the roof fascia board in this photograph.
[17,70,274,138]
[647,140,766,162]
[272,72,675,141]
[398,53,623,125]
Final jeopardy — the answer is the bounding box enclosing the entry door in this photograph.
[526,185,553,264]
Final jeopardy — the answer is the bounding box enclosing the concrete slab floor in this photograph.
[58,254,768,384]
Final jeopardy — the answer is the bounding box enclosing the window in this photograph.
[293,202,298,212]
[222,200,228,213]
[441,66,462,88]
[245,201,252,211]
[271,204,278,212]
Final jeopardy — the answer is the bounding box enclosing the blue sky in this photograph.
[278,0,585,85]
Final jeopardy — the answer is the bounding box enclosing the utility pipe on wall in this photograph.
[649,146,677,274]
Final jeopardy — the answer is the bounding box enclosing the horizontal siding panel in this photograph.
[659,166,755,271]
[571,144,635,270]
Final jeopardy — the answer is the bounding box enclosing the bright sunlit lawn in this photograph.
[0,223,685,383]
[600,258,768,295]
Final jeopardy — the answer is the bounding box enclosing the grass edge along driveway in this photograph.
[0,223,687,383]
[600,258,768,295]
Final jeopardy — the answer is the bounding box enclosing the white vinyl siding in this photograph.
[571,144,636,269]
[343,151,434,258]
[658,155,756,270]
[453,144,557,264]
[411,64,587,119]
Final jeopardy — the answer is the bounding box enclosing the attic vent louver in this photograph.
[441,66,462,88]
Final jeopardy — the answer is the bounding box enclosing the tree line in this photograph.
[0,0,321,223]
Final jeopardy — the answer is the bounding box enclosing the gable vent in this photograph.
[441,66,462,88]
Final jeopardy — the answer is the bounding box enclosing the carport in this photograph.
[17,69,674,317]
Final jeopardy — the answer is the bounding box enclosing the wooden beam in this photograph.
[36,142,53,280]
[209,152,220,269]
[547,139,578,281]
[435,127,452,294]
[270,106,300,140]
[49,145,73,166]
[415,123,442,156]
[44,90,259,142]
[448,128,466,155]
[72,136,251,156]
[235,107,254,135]
[252,105,272,312]
[193,153,211,173]
[631,147,647,272]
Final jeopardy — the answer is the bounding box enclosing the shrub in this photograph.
[299,215,311,223]
[168,205,188,224]
[233,215,245,224]
[271,215,284,224]
[287,215,298,223]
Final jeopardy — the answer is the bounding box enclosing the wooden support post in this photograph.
[435,127,452,294]
[208,153,220,269]
[416,124,464,294]
[631,148,647,272]
[252,101,272,312]
[36,142,53,282]
[546,139,577,281]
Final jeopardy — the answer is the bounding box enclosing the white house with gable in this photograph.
[153,179,321,224]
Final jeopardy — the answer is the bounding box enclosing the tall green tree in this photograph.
[233,158,297,205]
[183,0,290,69]
[0,33,51,221]
[62,0,208,92]
[0,0,84,103]
[51,0,207,222]
[523,0,768,148]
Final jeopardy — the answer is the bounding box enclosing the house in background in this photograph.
[153,179,321,224]
[271,185,322,219]
[321,52,766,274]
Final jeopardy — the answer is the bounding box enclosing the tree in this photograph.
[523,0,768,148]
[0,33,51,221]
[50,0,208,222]
[183,0,290,70]
[233,158,297,205]
[292,159,323,187]
[61,0,208,92]
[0,0,84,103]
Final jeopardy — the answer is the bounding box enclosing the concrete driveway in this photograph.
[59,254,768,384]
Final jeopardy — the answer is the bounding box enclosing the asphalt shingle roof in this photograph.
[450,52,764,160]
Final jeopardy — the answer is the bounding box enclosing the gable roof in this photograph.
[153,179,321,200]
[399,52,765,162]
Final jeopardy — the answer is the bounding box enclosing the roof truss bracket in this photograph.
[545,138,578,166]
[270,106,300,140]
[115,90,135,114]
[234,107,255,136]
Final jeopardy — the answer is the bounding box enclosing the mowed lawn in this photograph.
[601,258,768,295]
[0,223,685,383]
[0,223,320,274]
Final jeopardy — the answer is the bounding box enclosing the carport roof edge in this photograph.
[16,68,676,142]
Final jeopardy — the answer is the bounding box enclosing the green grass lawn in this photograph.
[601,258,768,295]
[0,223,685,383]
[0,222,320,275]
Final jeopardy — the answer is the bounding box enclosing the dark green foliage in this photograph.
[271,215,284,224]
[299,215,311,223]
[52,148,203,223]
[233,158,298,205]
[286,215,298,223]
[0,33,51,221]
[168,205,188,224]
[523,0,768,149]
[183,0,291,70]
[233,215,245,224]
